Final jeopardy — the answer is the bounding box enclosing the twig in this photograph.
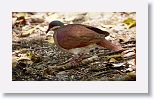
[43,56,98,75]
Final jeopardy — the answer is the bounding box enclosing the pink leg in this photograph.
[69,53,87,66]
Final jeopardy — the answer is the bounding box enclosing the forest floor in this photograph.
[12,12,136,81]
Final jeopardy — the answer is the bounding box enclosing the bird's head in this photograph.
[46,20,64,33]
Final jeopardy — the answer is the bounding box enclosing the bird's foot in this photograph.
[69,58,81,66]
[69,53,87,66]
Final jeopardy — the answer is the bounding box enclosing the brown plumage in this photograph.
[46,20,123,65]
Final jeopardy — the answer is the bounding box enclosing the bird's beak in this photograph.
[46,26,60,34]
[46,27,51,34]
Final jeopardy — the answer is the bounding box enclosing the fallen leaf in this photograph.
[123,18,136,28]
[109,58,117,63]
[27,52,41,63]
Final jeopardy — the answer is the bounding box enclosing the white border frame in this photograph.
[0,0,148,93]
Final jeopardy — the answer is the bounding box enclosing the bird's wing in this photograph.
[82,25,110,37]
[61,24,106,41]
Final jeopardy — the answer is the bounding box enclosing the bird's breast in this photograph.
[68,44,99,54]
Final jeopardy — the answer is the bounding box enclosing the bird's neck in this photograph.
[52,26,62,31]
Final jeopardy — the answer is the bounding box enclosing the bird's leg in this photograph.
[69,53,88,66]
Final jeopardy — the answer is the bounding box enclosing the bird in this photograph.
[46,20,123,65]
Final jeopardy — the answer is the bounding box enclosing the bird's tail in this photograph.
[96,39,123,51]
